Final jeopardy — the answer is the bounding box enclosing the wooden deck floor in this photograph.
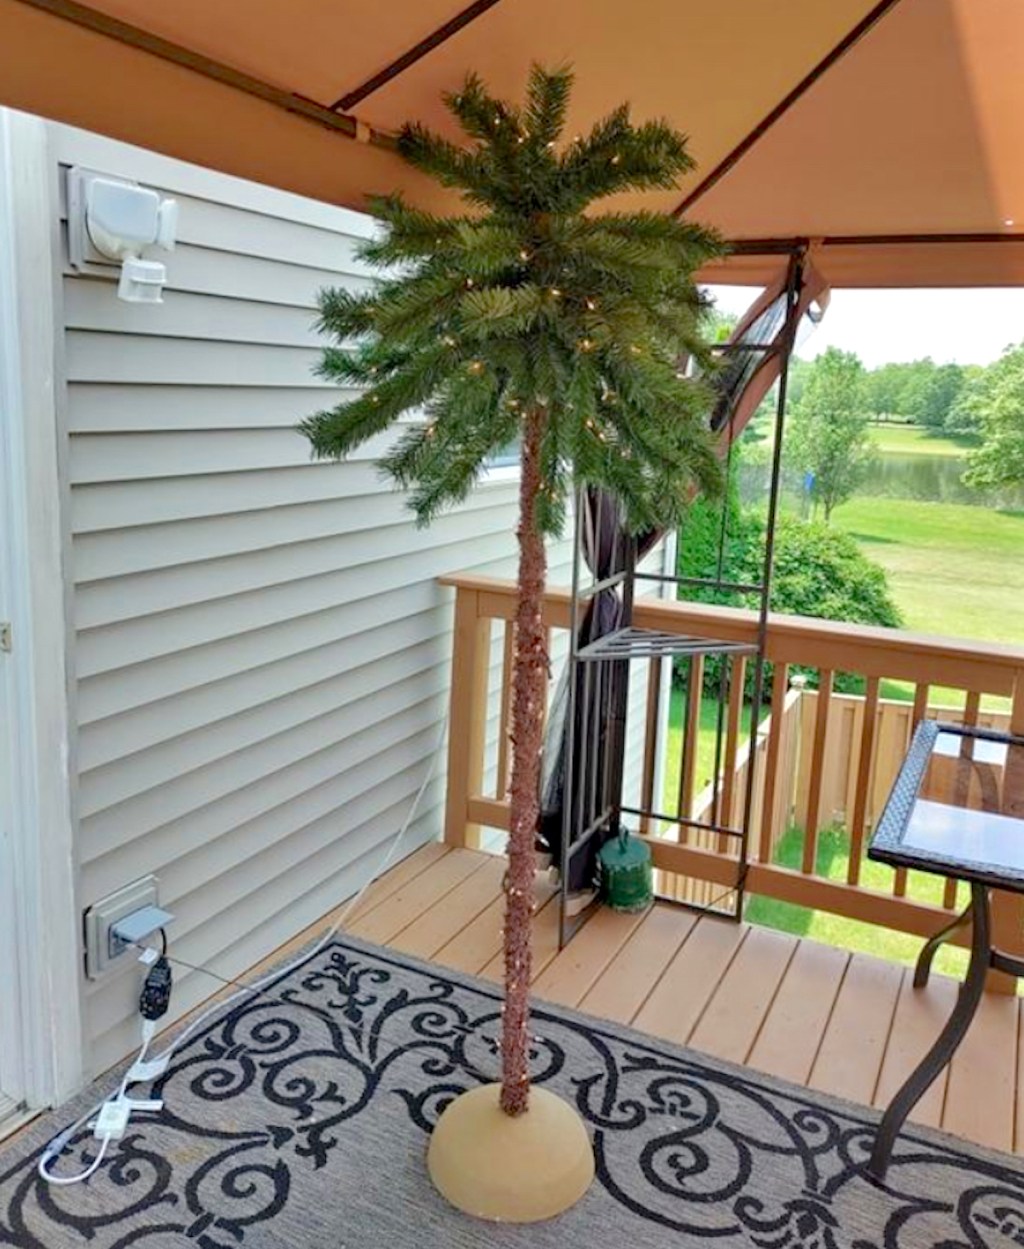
[321,843,1024,1157]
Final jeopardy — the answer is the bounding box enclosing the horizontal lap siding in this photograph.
[51,129,573,1075]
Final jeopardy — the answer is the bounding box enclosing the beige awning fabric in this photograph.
[1,0,1021,286]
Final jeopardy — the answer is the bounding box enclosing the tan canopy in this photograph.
[2,0,1021,286]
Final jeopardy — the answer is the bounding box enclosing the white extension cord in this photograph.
[38,718,447,1186]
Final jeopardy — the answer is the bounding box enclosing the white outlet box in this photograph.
[84,876,159,979]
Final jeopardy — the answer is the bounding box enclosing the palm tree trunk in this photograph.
[500,405,548,1117]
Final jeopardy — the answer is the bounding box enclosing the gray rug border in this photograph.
[4,924,1022,1194]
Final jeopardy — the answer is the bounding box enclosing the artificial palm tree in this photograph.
[303,64,723,1210]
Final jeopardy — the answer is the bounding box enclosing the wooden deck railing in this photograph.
[441,572,1024,990]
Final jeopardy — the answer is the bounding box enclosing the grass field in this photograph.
[662,458,1023,969]
[662,490,1024,824]
[662,689,753,815]
[866,423,977,457]
[754,490,1021,961]
[746,826,970,980]
[833,496,1024,648]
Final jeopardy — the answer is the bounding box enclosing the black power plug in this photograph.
[139,956,173,1022]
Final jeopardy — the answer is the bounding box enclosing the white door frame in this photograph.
[0,108,84,1109]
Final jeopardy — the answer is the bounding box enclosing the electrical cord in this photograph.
[40,1134,111,1187]
[147,720,444,1067]
[41,717,727,1187]
[38,718,447,1187]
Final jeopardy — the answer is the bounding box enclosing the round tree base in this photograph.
[427,1083,594,1223]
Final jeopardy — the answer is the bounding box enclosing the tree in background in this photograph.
[783,356,813,411]
[864,361,915,421]
[761,515,902,639]
[786,347,875,522]
[677,472,901,696]
[963,343,1024,490]
[863,358,969,434]
[909,362,965,431]
[944,363,985,437]
[706,307,738,343]
[304,66,722,1118]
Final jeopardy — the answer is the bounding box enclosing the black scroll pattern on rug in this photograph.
[2,939,1024,1248]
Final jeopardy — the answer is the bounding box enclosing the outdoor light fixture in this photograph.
[68,168,178,303]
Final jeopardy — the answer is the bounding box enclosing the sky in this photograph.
[705,285,1024,369]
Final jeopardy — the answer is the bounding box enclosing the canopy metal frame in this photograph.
[557,251,805,948]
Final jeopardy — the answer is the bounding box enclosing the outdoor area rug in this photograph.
[1,934,1023,1248]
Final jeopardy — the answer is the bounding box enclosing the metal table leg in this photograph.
[868,881,990,1181]
[913,897,973,988]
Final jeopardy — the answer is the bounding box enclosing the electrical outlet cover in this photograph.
[84,876,159,979]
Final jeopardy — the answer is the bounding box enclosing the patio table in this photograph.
[866,718,1024,1180]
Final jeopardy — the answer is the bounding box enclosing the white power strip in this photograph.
[92,1100,130,1142]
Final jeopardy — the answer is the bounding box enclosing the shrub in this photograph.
[675,508,902,696]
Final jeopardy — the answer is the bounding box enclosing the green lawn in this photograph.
[662,687,752,817]
[866,423,977,457]
[832,497,1024,707]
[745,493,1022,965]
[670,488,1023,969]
[746,825,970,980]
[663,445,1023,970]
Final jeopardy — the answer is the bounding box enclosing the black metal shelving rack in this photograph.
[557,253,806,949]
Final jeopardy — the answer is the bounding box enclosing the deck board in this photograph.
[1015,1000,1024,1153]
[578,904,695,1024]
[944,988,1018,1151]
[873,970,958,1129]
[808,952,902,1106]
[748,939,849,1085]
[345,842,449,925]
[632,913,748,1044]
[690,926,798,1065]
[350,848,487,945]
[390,854,506,959]
[272,846,1023,1160]
[533,907,648,1008]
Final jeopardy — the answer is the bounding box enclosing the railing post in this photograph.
[444,585,492,849]
[802,669,834,875]
[988,673,1024,992]
[757,663,789,863]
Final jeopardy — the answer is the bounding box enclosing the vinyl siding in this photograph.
[48,124,669,1078]
[46,126,575,1076]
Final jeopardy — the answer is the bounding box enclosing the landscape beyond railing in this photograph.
[440,572,1024,991]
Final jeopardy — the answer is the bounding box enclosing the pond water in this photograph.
[860,452,982,504]
[739,450,1024,510]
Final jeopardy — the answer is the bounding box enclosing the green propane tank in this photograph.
[599,830,653,913]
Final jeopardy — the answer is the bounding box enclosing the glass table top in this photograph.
[869,721,1024,887]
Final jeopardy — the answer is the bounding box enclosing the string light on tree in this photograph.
[303,65,723,1223]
